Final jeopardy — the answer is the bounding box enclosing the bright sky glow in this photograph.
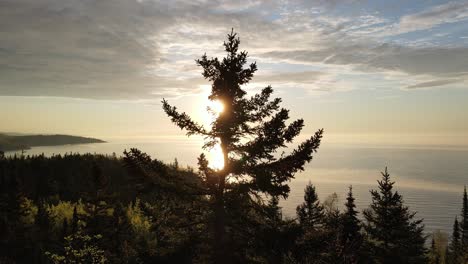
[209,100,225,116]
[205,99,225,169]
[208,143,225,170]
[1,0,467,147]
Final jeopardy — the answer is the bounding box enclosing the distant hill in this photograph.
[0,134,105,152]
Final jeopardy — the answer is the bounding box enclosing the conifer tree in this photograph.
[341,185,362,263]
[34,201,50,240]
[162,30,323,263]
[296,182,324,229]
[445,243,450,264]
[0,176,35,262]
[256,197,294,264]
[430,236,441,264]
[34,201,51,264]
[459,186,468,263]
[449,217,462,264]
[461,186,468,248]
[71,205,79,234]
[292,183,333,263]
[342,186,360,241]
[111,203,134,261]
[363,167,427,264]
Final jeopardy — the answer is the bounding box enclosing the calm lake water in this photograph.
[7,139,468,236]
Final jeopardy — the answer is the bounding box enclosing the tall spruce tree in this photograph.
[342,186,360,241]
[293,182,329,263]
[34,201,50,264]
[461,186,468,248]
[162,30,323,263]
[296,182,324,229]
[341,185,362,263]
[363,167,427,264]
[449,217,462,264]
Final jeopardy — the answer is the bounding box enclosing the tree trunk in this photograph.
[213,139,230,264]
[213,191,227,264]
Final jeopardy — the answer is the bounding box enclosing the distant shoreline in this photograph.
[0,134,105,152]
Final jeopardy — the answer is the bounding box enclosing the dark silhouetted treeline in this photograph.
[0,152,467,263]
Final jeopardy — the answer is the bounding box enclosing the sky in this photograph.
[1,0,468,146]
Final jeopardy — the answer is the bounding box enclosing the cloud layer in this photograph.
[1,0,467,99]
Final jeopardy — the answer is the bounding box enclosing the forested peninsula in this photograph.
[0,134,105,152]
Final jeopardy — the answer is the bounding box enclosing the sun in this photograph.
[208,99,224,115]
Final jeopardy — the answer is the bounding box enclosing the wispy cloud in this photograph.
[397,1,468,34]
[0,0,467,100]
[405,79,462,89]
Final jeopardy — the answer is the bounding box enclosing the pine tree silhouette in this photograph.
[162,30,323,263]
[0,176,34,263]
[341,185,362,263]
[461,186,468,249]
[293,182,330,263]
[363,167,427,264]
[34,201,50,264]
[449,217,462,264]
[296,182,324,229]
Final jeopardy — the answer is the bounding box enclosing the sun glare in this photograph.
[208,143,225,170]
[208,99,224,115]
[204,99,225,170]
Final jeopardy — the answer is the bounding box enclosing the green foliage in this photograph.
[48,200,86,232]
[126,200,147,231]
[46,231,106,264]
